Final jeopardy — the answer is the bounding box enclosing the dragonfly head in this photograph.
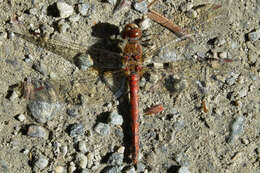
[122,24,142,40]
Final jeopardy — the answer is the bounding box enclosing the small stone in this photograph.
[107,152,124,165]
[214,37,226,46]
[228,116,245,142]
[0,160,8,172]
[248,29,260,41]
[139,17,151,30]
[27,125,48,138]
[108,111,123,125]
[102,166,121,173]
[185,9,197,18]
[58,21,70,33]
[117,146,125,154]
[60,145,68,158]
[7,31,15,40]
[107,0,117,6]
[225,72,239,86]
[94,122,110,136]
[178,166,190,173]
[238,88,247,97]
[28,100,63,123]
[69,14,80,23]
[76,153,88,169]
[9,91,18,101]
[22,148,30,155]
[69,123,85,137]
[34,155,49,170]
[78,141,88,153]
[136,162,145,172]
[55,166,67,173]
[81,168,91,173]
[0,32,7,40]
[134,1,148,13]
[76,54,94,70]
[180,2,193,12]
[219,51,227,59]
[124,166,135,173]
[17,114,26,122]
[241,138,249,145]
[78,3,90,16]
[86,153,94,168]
[57,2,74,18]
[68,162,76,173]
[66,108,79,117]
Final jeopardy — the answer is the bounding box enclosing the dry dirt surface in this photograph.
[0,0,259,173]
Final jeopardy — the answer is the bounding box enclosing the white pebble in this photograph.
[76,153,88,169]
[17,114,26,121]
[55,166,67,173]
[78,141,88,153]
[139,17,151,30]
[68,162,76,173]
[219,51,227,59]
[57,2,74,18]
[34,155,49,170]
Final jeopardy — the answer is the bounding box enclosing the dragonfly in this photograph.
[10,1,238,165]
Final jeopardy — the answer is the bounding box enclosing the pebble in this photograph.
[0,32,7,40]
[107,152,124,165]
[55,166,67,173]
[57,2,74,18]
[134,1,148,13]
[136,162,145,172]
[108,111,123,125]
[159,48,178,62]
[33,61,48,76]
[94,122,110,136]
[117,146,125,154]
[139,17,151,30]
[78,3,90,16]
[58,21,70,33]
[60,145,68,158]
[0,159,8,172]
[81,168,91,173]
[27,125,48,139]
[28,100,63,123]
[219,51,228,59]
[17,114,26,122]
[248,29,260,41]
[68,162,76,173]
[78,141,88,153]
[76,54,94,70]
[107,0,117,6]
[238,88,247,97]
[86,152,94,168]
[178,166,190,173]
[176,152,190,166]
[69,123,85,137]
[225,72,239,86]
[76,153,88,169]
[7,31,15,40]
[185,9,197,18]
[34,155,49,170]
[124,166,135,173]
[102,166,121,173]
[228,116,245,142]
[67,108,79,117]
[9,91,18,101]
[180,2,193,12]
[69,14,80,23]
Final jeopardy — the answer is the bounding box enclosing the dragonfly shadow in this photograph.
[87,22,122,71]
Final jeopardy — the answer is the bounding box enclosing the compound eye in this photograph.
[122,24,142,39]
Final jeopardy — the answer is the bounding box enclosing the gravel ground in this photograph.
[0,0,259,173]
